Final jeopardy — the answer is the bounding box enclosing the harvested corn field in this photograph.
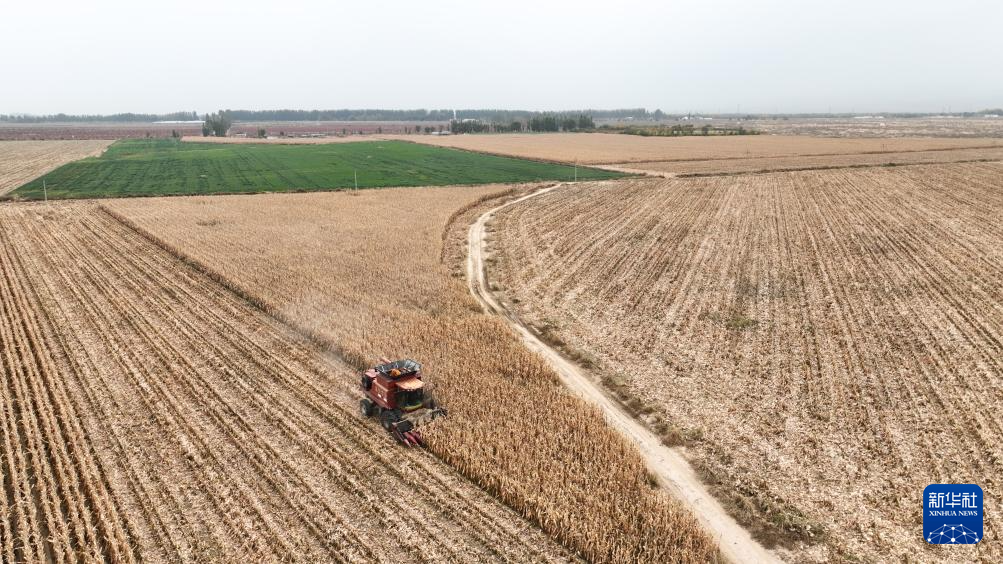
[0,140,111,195]
[621,146,1003,176]
[105,186,719,563]
[0,202,577,562]
[487,164,1003,563]
[405,132,1003,164]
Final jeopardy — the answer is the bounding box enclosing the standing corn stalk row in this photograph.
[0,202,576,562]
[106,186,720,562]
[0,220,136,563]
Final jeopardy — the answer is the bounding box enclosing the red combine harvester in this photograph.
[359,358,447,446]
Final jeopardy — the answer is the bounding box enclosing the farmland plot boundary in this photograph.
[2,203,577,562]
[97,206,373,368]
[106,187,722,563]
[485,168,1003,563]
[464,183,780,564]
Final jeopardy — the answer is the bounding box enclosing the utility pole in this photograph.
[574,160,578,182]
[43,179,47,203]
[354,169,358,191]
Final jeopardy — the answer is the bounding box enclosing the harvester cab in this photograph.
[359,358,447,446]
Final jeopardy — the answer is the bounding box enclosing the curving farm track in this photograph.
[467,184,779,564]
[0,203,576,562]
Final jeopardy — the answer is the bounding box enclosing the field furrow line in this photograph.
[823,172,999,476]
[76,214,441,561]
[13,211,209,561]
[19,215,238,558]
[0,299,35,563]
[9,214,147,561]
[98,207,590,562]
[0,226,125,562]
[827,171,1001,374]
[39,218,321,561]
[819,172,1003,451]
[787,174,894,450]
[7,214,164,563]
[21,217,272,559]
[788,171,994,504]
[90,211,566,562]
[486,167,1002,562]
[85,210,539,561]
[0,233,65,563]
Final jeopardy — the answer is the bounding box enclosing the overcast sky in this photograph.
[2,0,1001,115]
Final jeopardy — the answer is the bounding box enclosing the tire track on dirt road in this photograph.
[467,183,781,564]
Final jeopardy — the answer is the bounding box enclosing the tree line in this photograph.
[8,108,1003,124]
[0,111,200,123]
[201,111,232,137]
[1,109,637,124]
[612,124,759,137]
[449,114,594,134]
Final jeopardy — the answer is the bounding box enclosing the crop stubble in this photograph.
[105,185,718,563]
[487,164,1003,562]
[0,202,577,562]
[403,132,1003,164]
[618,146,1003,176]
[0,140,112,196]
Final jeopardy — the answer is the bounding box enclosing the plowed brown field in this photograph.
[0,140,112,195]
[621,146,1003,176]
[0,203,577,562]
[487,164,1003,563]
[403,132,1003,164]
[105,186,718,563]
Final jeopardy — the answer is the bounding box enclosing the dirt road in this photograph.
[467,183,781,564]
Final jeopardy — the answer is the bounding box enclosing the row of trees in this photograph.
[201,111,232,137]
[615,124,759,137]
[528,114,594,132]
[447,114,592,134]
[223,108,626,123]
[1,108,630,124]
[0,111,200,123]
[9,108,1003,125]
[446,120,524,134]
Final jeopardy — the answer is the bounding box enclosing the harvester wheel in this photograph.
[380,409,401,431]
[360,399,374,417]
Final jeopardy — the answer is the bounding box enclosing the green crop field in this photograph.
[12,139,622,200]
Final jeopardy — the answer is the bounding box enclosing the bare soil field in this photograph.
[0,202,577,562]
[622,146,1003,176]
[403,132,1003,164]
[487,164,1003,562]
[105,186,718,562]
[0,140,112,195]
[598,117,1003,139]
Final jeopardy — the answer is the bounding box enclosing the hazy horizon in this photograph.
[3,0,1001,116]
